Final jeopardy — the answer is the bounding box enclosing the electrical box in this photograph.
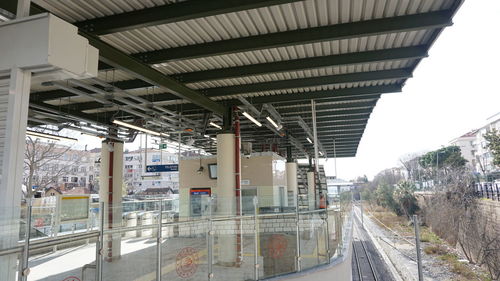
[242,142,252,156]
[0,13,98,81]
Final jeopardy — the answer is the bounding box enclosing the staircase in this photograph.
[297,164,310,211]
[316,165,328,205]
[296,164,327,210]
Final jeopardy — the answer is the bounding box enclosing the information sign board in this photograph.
[146,164,179,172]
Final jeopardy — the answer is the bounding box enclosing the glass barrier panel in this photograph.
[298,211,323,270]
[211,216,256,281]
[101,204,159,281]
[0,206,23,281]
[326,208,340,260]
[258,212,297,279]
[27,238,98,281]
[161,219,208,281]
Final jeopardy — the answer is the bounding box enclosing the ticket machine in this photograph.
[189,188,211,217]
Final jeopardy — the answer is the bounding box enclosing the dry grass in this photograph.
[364,203,413,235]
[424,245,448,255]
[366,202,492,281]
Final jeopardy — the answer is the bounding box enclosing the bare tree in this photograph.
[421,166,500,280]
[23,136,82,199]
[400,153,422,182]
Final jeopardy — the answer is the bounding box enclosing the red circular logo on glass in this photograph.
[267,234,288,259]
[176,247,199,278]
[34,218,45,227]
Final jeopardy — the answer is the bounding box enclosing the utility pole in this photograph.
[436,150,439,188]
[413,215,423,281]
[360,193,363,228]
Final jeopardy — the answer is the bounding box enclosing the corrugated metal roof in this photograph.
[33,0,183,22]
[211,78,403,100]
[94,0,454,55]
[186,59,415,89]
[153,29,430,74]
[21,0,463,157]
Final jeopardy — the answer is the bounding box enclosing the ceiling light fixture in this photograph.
[209,122,222,130]
[242,112,262,127]
[306,137,313,144]
[266,116,279,129]
[26,130,77,142]
[112,119,161,136]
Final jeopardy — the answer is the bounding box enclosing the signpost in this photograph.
[159,143,167,149]
[146,164,179,173]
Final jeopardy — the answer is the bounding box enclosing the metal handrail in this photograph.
[0,230,99,256]
[1,200,353,281]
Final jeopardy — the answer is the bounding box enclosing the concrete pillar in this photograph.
[307,171,315,210]
[0,68,31,280]
[99,140,124,261]
[216,133,237,266]
[286,162,298,207]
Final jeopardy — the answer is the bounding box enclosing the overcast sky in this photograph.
[321,0,500,180]
[64,0,499,181]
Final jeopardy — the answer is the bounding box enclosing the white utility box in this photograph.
[0,13,98,81]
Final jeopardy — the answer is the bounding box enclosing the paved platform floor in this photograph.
[27,233,323,281]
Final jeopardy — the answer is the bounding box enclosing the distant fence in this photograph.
[475,182,500,201]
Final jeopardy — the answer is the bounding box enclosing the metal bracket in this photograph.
[22,268,30,276]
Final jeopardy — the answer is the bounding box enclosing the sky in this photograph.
[321,0,500,180]
[58,0,500,181]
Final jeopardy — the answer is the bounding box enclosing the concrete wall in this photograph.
[179,152,288,217]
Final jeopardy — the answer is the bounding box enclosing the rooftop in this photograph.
[1,0,464,158]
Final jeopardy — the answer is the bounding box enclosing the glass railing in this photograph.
[1,192,353,281]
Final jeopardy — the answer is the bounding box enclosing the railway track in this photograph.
[352,224,379,281]
[351,209,396,281]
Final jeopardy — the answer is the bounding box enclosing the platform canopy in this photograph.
[1,0,463,158]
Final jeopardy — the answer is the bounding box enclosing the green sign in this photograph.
[159,143,167,149]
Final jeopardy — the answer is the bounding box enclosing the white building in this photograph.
[449,130,478,169]
[473,113,500,175]
[451,112,500,176]
[326,177,354,194]
[123,149,179,192]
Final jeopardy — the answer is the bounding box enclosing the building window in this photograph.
[152,154,161,162]
[62,177,68,182]
[125,156,133,161]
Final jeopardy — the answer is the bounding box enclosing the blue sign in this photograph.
[146,164,179,173]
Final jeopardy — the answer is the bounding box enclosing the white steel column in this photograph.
[216,133,237,266]
[307,171,315,210]
[0,68,31,281]
[307,171,316,210]
[99,140,124,261]
[311,100,319,174]
[286,162,298,207]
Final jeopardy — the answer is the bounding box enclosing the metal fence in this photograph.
[0,195,353,281]
[475,182,500,201]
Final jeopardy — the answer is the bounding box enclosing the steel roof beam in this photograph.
[82,32,226,115]
[173,46,427,83]
[76,0,302,35]
[201,69,410,97]
[161,84,400,112]
[276,100,377,114]
[34,71,400,105]
[38,83,400,116]
[131,10,453,64]
[0,1,226,116]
